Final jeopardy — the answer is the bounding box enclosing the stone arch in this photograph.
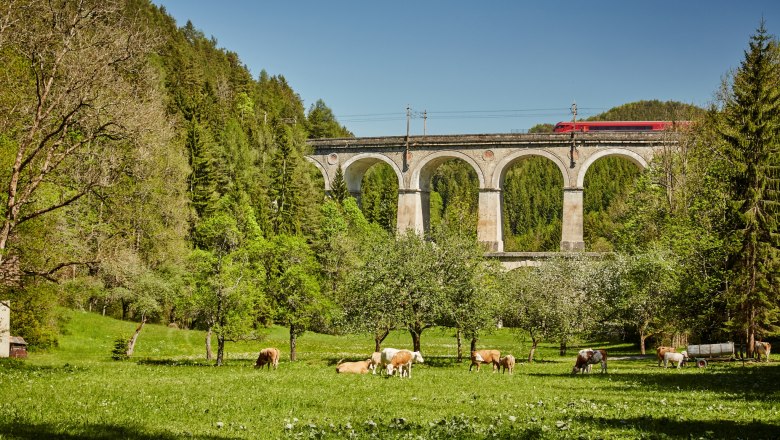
[305,157,330,191]
[492,149,570,189]
[408,150,486,191]
[576,148,648,188]
[342,153,404,193]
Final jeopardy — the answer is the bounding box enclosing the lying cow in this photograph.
[572,349,607,374]
[470,349,501,372]
[656,346,676,367]
[499,354,515,374]
[663,350,687,368]
[255,347,280,370]
[755,341,771,362]
[336,359,372,374]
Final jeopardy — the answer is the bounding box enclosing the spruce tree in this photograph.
[717,22,780,353]
[330,165,350,204]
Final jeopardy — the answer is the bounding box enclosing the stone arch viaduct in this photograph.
[306,132,677,253]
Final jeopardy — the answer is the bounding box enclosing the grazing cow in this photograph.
[255,347,280,370]
[336,359,372,374]
[380,348,424,377]
[656,346,676,367]
[499,354,515,374]
[470,349,501,372]
[755,341,771,362]
[396,350,425,378]
[369,351,382,374]
[663,350,687,369]
[572,349,608,374]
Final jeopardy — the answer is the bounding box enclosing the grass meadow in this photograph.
[1,310,778,439]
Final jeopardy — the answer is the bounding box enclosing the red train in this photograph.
[553,121,684,133]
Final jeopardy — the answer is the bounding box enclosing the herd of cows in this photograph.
[251,342,773,376]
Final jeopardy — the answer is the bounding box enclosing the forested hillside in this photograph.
[0,0,351,358]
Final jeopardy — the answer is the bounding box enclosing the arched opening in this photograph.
[341,154,403,233]
[360,163,399,232]
[582,156,643,251]
[427,159,480,237]
[500,156,564,251]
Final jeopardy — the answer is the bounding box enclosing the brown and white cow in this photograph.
[572,349,607,374]
[255,347,280,370]
[656,346,676,367]
[380,348,424,378]
[499,354,515,374]
[755,341,771,362]
[470,349,501,372]
[336,359,372,374]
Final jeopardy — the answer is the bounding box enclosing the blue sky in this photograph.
[153,1,780,137]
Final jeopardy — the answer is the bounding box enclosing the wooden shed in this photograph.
[9,336,27,359]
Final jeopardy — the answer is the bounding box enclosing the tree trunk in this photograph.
[374,327,390,352]
[290,325,297,361]
[125,318,146,357]
[470,337,478,353]
[216,333,225,366]
[528,338,539,363]
[409,328,421,352]
[559,338,568,356]
[205,326,213,360]
[640,330,648,355]
[456,328,463,362]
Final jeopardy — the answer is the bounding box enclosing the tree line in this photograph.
[0,1,776,362]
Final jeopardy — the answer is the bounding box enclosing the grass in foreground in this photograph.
[0,310,778,439]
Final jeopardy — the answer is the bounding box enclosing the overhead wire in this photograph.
[335,107,606,124]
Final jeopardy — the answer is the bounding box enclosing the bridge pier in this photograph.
[397,189,428,235]
[561,188,585,251]
[477,188,503,252]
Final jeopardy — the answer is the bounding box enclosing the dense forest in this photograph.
[0,1,777,361]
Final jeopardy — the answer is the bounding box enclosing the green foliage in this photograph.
[502,157,563,251]
[588,100,705,122]
[329,165,350,204]
[111,336,129,361]
[306,99,354,139]
[4,285,60,349]
[715,22,780,343]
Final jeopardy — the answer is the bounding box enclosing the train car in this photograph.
[553,121,683,133]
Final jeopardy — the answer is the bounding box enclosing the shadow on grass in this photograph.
[0,421,236,440]
[135,358,215,367]
[575,415,780,439]
[0,359,87,373]
[527,363,780,401]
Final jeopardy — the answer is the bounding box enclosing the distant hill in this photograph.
[587,100,705,121]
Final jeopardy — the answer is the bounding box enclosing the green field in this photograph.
[1,310,778,439]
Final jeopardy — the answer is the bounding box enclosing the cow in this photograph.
[380,348,423,377]
[255,347,280,370]
[572,349,607,374]
[470,349,501,372]
[755,341,771,362]
[499,354,515,374]
[369,351,382,374]
[396,350,425,378]
[656,346,676,367]
[663,350,687,369]
[336,359,373,374]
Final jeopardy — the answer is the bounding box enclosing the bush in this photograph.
[111,337,129,361]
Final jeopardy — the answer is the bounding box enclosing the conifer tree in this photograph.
[330,165,350,204]
[717,22,780,353]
